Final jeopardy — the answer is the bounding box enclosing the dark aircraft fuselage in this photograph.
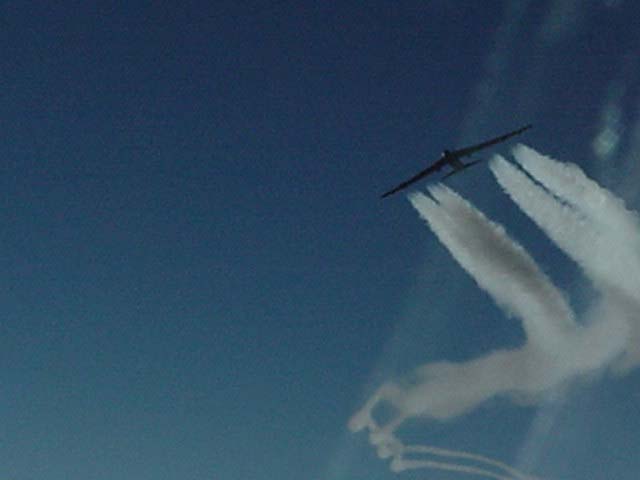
[380,124,531,198]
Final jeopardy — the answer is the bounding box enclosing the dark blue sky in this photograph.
[2,2,640,479]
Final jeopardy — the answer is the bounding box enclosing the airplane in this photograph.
[380,124,532,198]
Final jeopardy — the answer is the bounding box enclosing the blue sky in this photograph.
[2,1,640,479]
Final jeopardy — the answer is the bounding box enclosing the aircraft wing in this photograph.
[380,158,447,198]
[451,124,532,158]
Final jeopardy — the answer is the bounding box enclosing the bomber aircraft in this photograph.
[380,124,532,198]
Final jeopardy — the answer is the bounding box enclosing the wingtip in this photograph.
[516,124,532,135]
[380,189,397,199]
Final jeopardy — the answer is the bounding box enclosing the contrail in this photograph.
[491,148,637,370]
[490,154,621,290]
[397,444,541,480]
[512,144,640,251]
[350,146,639,479]
[351,179,581,480]
[393,457,528,480]
[350,403,537,480]
[414,185,577,349]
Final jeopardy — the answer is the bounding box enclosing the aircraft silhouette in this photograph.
[380,124,532,198]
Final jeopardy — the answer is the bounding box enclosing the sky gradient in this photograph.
[2,2,640,479]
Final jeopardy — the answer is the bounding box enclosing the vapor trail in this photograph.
[350,411,537,480]
[351,146,639,479]
[351,182,579,480]
[392,457,524,480]
[513,144,640,250]
[398,444,540,480]
[490,149,638,369]
[489,154,618,287]
[411,186,576,349]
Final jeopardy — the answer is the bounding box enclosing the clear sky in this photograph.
[2,1,640,479]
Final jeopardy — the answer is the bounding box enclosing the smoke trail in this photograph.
[350,180,584,480]
[350,146,639,479]
[491,152,635,369]
[414,185,577,348]
[350,382,539,480]
[393,457,525,480]
[489,154,623,290]
[513,144,640,248]
[593,79,626,165]
[364,425,536,479]
[397,444,541,480]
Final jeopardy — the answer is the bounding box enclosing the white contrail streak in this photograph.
[513,144,640,249]
[351,146,638,479]
[491,148,637,369]
[491,153,640,297]
[490,154,616,285]
[398,444,541,480]
[392,457,524,480]
[351,182,580,480]
[350,410,537,480]
[411,186,576,350]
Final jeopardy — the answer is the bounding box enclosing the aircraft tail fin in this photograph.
[442,159,484,180]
